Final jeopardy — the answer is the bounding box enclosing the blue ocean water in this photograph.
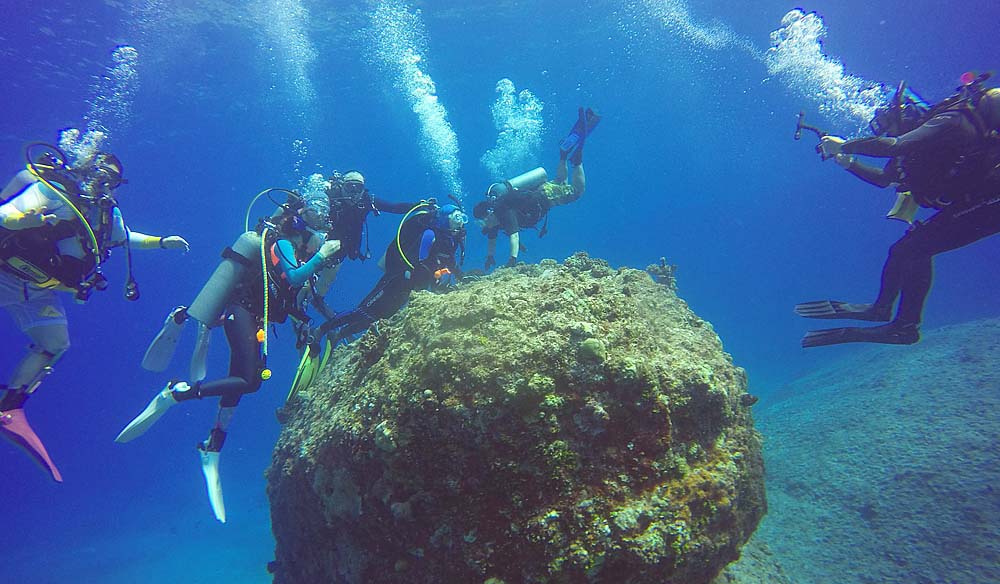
[1,1,998,582]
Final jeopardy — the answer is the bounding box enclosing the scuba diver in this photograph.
[115,190,340,522]
[315,200,466,348]
[796,74,1000,348]
[0,142,188,482]
[472,107,599,269]
[303,170,416,317]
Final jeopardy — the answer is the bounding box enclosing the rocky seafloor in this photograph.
[266,254,765,584]
[744,318,1000,583]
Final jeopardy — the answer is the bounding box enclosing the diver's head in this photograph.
[341,170,366,197]
[976,88,1000,129]
[869,81,930,137]
[437,204,468,233]
[74,152,126,196]
[302,198,331,231]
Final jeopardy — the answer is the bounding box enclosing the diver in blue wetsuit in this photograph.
[318,202,466,345]
[115,202,339,523]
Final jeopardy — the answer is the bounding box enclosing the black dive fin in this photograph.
[801,323,920,348]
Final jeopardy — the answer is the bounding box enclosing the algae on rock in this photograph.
[267,253,765,584]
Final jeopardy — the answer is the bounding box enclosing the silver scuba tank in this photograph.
[487,167,548,198]
[187,231,262,326]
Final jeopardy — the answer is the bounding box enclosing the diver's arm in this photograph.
[373,197,418,214]
[840,157,897,189]
[275,239,340,287]
[418,229,436,263]
[841,112,963,158]
[128,231,190,251]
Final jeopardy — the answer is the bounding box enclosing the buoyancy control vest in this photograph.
[0,172,118,300]
[898,82,1000,207]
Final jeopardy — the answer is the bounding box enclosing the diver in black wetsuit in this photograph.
[319,202,466,345]
[796,78,1000,348]
[302,171,416,317]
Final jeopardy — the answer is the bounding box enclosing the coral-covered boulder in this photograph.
[266,253,765,583]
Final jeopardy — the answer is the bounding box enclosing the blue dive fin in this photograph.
[559,107,601,155]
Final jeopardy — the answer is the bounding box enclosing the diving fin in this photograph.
[801,322,920,348]
[142,306,188,372]
[559,107,601,156]
[199,447,226,523]
[794,300,891,322]
[286,340,328,402]
[115,381,189,443]
[190,321,211,382]
[0,408,63,482]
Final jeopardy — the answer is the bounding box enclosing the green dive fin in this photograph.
[286,341,329,402]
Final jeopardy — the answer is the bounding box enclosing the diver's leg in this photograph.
[0,284,69,481]
[3,325,69,405]
[327,274,406,343]
[894,198,1000,325]
[194,307,260,524]
[570,162,586,198]
[1,281,70,407]
[555,154,568,184]
[187,306,263,399]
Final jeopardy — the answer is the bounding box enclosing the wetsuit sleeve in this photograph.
[373,196,417,214]
[845,159,897,189]
[418,229,435,262]
[841,112,964,158]
[275,239,324,287]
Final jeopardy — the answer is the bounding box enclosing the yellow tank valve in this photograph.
[261,369,272,381]
[256,329,266,343]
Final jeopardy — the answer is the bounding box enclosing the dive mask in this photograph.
[343,180,365,197]
[869,81,931,137]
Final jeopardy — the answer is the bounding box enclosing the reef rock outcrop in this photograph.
[267,253,764,584]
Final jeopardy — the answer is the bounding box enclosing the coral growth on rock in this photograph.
[267,253,765,583]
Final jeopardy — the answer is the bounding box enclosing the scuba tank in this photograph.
[187,231,261,326]
[486,167,548,198]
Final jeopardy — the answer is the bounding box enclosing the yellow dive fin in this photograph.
[286,340,328,402]
[886,191,919,224]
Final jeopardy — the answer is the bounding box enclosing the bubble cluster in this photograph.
[58,127,107,168]
[480,79,545,181]
[371,1,463,198]
[299,171,330,228]
[85,45,141,137]
[255,0,318,108]
[639,0,758,55]
[765,10,888,130]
